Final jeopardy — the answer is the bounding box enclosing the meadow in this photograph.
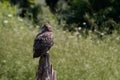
[0,2,120,80]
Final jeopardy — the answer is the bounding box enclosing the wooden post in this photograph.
[36,53,56,80]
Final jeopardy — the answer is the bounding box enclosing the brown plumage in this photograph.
[33,23,54,58]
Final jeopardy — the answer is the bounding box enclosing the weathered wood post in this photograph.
[36,53,56,80]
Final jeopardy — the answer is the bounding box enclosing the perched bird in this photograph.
[33,23,54,58]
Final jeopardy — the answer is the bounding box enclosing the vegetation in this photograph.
[2,0,120,34]
[46,0,120,34]
[0,0,120,80]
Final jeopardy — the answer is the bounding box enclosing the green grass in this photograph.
[52,30,120,80]
[0,2,120,80]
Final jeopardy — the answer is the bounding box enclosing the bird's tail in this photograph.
[33,49,43,58]
[33,50,47,58]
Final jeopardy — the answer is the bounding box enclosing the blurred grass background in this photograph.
[0,0,120,80]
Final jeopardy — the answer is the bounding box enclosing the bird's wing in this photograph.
[33,32,54,58]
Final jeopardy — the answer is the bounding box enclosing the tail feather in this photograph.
[33,51,41,58]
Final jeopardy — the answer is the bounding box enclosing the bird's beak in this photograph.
[41,27,45,32]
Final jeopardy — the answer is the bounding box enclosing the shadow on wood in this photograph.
[36,53,56,80]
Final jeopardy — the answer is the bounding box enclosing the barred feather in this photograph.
[33,23,54,58]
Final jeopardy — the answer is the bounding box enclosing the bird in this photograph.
[33,23,54,58]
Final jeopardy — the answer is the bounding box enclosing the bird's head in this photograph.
[41,22,53,32]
